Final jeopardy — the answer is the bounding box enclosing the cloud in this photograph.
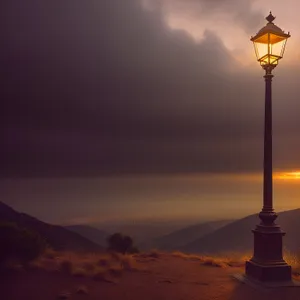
[150,0,264,33]
[1,0,299,177]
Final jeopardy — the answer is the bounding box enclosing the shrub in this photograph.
[107,233,139,254]
[0,222,45,267]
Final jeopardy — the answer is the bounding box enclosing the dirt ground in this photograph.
[1,254,300,300]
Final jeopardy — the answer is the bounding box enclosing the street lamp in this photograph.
[245,12,292,283]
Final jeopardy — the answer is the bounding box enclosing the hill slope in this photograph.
[64,225,107,247]
[153,220,233,251]
[183,208,300,254]
[0,201,102,252]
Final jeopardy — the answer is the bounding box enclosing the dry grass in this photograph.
[72,267,88,278]
[82,261,96,273]
[44,248,59,260]
[119,254,140,271]
[97,257,110,267]
[107,264,123,277]
[284,251,300,276]
[29,248,300,279]
[76,285,88,295]
[92,267,107,281]
[284,251,300,268]
[171,250,300,270]
[60,260,73,274]
[57,291,71,299]
[146,249,161,258]
[32,250,145,280]
[171,251,195,259]
[137,249,162,259]
[171,251,251,268]
[202,257,228,268]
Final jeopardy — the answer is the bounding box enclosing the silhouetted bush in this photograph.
[107,233,139,254]
[0,222,46,267]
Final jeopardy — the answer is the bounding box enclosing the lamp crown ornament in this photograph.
[266,11,275,24]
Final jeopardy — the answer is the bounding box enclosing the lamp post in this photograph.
[245,12,292,282]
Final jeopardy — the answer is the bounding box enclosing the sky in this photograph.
[1,0,300,177]
[1,0,300,224]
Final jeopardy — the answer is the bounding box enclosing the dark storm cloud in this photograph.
[1,0,299,176]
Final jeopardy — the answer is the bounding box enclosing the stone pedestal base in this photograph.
[246,260,292,282]
[233,273,300,289]
[245,220,292,282]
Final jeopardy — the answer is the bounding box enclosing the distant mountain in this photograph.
[0,201,102,252]
[64,225,108,247]
[98,220,193,245]
[152,220,233,251]
[182,208,300,254]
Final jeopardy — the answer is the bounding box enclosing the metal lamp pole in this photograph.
[245,13,292,283]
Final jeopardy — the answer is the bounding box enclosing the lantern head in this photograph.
[251,12,290,67]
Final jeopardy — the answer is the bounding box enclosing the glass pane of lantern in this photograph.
[259,55,268,65]
[254,42,268,61]
[270,41,284,57]
[270,39,285,57]
[259,54,279,66]
[268,55,279,65]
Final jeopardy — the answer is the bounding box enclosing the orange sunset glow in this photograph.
[275,171,300,180]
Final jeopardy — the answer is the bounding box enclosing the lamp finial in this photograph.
[266,12,275,24]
